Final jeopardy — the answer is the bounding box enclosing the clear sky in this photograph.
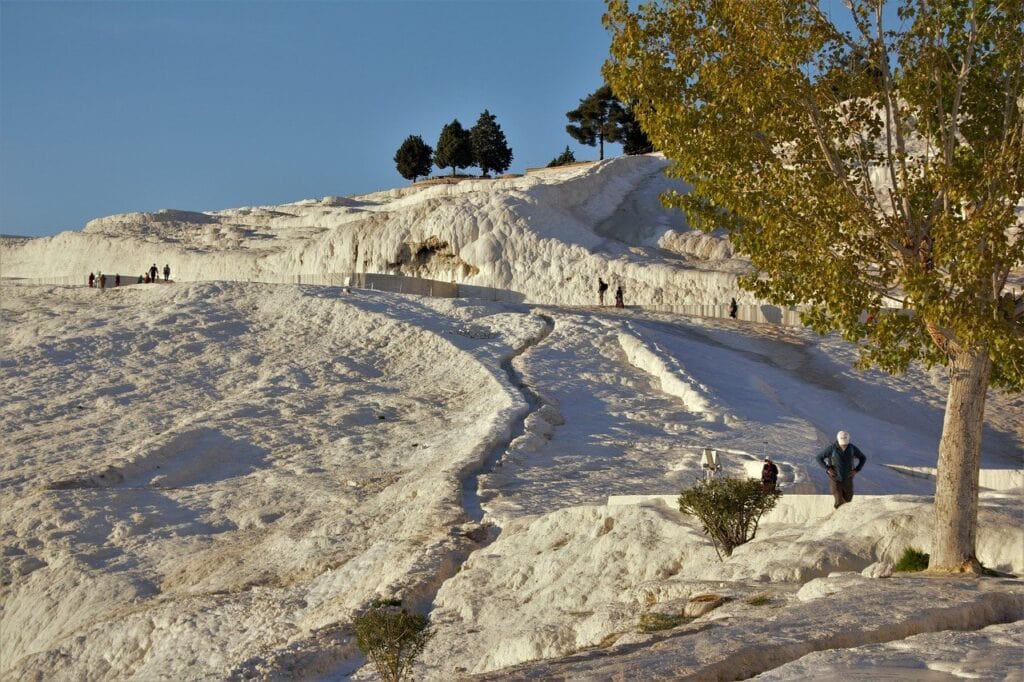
[1,0,617,237]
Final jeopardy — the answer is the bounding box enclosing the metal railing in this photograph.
[2,273,805,326]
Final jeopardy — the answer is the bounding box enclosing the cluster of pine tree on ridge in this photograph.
[393,84,655,183]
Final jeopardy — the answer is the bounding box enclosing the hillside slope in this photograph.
[1,155,747,306]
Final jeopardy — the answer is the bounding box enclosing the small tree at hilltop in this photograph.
[565,84,625,160]
[607,0,1023,572]
[547,145,577,167]
[394,135,433,183]
[678,477,781,560]
[354,600,433,682]
[434,118,474,177]
[470,109,513,177]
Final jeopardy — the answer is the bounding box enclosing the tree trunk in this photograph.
[599,133,605,160]
[930,345,991,572]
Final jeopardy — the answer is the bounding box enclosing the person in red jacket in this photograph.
[761,456,779,493]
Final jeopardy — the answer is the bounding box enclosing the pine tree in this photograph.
[613,105,654,155]
[547,146,577,167]
[393,135,433,183]
[606,0,1023,572]
[434,119,474,177]
[565,85,625,160]
[469,110,513,177]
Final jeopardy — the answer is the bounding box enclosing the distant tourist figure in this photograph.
[729,297,738,319]
[614,285,624,308]
[144,272,151,283]
[88,272,95,288]
[138,274,144,283]
[816,430,866,509]
[149,264,158,283]
[163,264,171,281]
[99,273,107,290]
[761,456,779,493]
[115,273,121,287]
[597,277,608,306]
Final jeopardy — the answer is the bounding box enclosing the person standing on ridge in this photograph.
[149,264,158,283]
[614,285,625,308]
[598,277,608,306]
[816,430,866,509]
[88,272,95,288]
[163,264,171,281]
[761,456,779,493]
[729,297,738,319]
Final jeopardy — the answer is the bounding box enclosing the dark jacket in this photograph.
[816,442,866,482]
[762,461,778,483]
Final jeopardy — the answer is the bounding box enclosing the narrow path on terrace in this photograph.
[475,308,724,521]
[461,313,555,523]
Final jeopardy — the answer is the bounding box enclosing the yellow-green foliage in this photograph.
[604,0,1023,574]
[604,0,1023,389]
[354,601,433,682]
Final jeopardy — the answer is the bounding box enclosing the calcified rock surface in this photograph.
[1,156,1022,679]
[1,155,745,307]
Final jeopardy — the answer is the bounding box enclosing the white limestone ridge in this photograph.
[1,155,745,305]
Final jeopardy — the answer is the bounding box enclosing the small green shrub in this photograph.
[894,547,930,572]
[638,612,693,632]
[353,600,433,682]
[547,145,576,167]
[745,593,772,606]
[678,477,781,560]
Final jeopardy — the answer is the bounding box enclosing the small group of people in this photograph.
[597,278,625,308]
[87,272,122,289]
[761,429,866,510]
[142,263,171,283]
[88,263,171,288]
[596,279,738,316]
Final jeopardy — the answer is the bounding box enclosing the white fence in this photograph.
[639,303,806,327]
[3,273,805,326]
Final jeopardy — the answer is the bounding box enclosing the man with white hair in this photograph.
[816,430,867,509]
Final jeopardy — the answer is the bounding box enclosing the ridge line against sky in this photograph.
[1,0,617,237]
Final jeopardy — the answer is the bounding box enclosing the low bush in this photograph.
[894,547,930,572]
[353,600,433,682]
[745,593,772,606]
[678,477,781,560]
[638,612,693,632]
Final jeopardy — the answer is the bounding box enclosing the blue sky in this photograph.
[1,0,616,237]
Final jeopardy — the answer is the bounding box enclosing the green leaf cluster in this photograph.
[677,477,781,559]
